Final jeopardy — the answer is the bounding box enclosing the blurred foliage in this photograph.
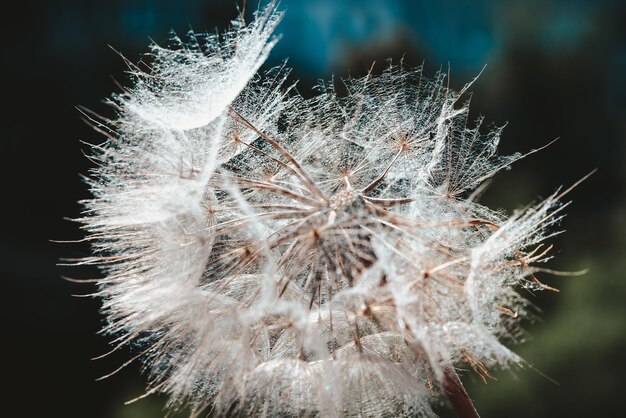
[466,251,626,417]
[2,0,623,417]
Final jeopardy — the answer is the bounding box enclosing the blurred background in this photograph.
[2,0,624,417]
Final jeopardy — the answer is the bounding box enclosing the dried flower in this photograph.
[77,3,579,417]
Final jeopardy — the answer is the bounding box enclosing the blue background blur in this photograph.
[2,1,624,417]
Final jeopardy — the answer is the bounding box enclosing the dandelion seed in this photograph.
[76,3,582,417]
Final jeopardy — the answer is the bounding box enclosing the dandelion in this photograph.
[76,3,584,417]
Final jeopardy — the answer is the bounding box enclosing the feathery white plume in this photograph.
[78,3,577,417]
[118,5,281,131]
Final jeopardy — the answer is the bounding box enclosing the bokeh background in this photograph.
[3,0,624,417]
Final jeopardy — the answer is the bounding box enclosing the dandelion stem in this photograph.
[441,366,480,418]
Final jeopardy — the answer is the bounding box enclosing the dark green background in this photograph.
[3,1,624,417]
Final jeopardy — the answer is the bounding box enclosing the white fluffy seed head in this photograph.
[79,3,570,417]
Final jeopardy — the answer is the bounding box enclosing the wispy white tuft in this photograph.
[77,3,575,417]
[116,4,282,131]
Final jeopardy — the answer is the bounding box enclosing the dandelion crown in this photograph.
[78,3,582,417]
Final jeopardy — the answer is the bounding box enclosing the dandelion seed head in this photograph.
[78,3,575,417]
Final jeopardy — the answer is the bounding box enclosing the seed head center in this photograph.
[328,189,360,212]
